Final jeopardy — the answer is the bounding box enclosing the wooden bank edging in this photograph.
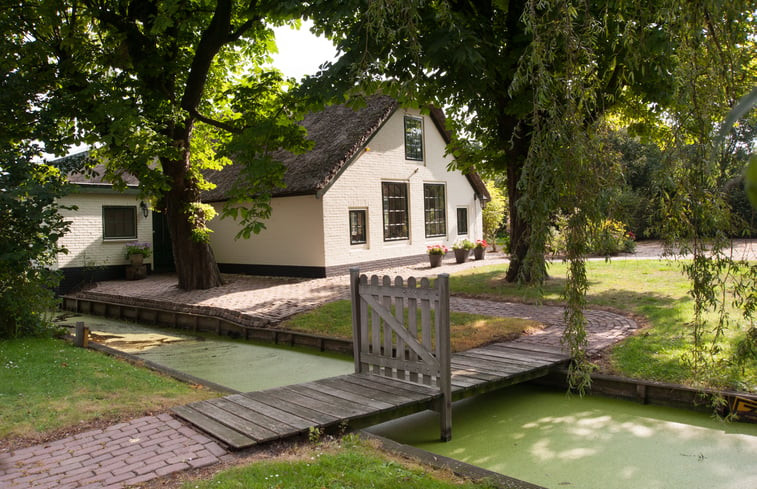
[535,370,757,423]
[61,295,353,354]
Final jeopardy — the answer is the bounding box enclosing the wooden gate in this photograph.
[349,268,452,441]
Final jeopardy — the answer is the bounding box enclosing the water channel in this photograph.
[367,384,757,489]
[58,313,353,392]
[60,313,757,488]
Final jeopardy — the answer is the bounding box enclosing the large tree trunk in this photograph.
[505,158,530,283]
[165,192,223,290]
[499,116,542,284]
[162,151,223,290]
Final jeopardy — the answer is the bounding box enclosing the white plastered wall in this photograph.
[321,107,483,268]
[209,195,326,267]
[56,190,153,269]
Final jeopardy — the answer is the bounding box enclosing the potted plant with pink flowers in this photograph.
[426,244,448,268]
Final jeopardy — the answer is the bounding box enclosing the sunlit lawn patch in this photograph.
[448,259,757,392]
[183,437,495,489]
[279,299,542,353]
[0,337,217,441]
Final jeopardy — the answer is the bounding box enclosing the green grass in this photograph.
[279,300,542,352]
[448,259,757,392]
[184,438,495,489]
[0,337,216,440]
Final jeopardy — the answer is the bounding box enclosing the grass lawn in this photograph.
[279,299,542,353]
[0,337,217,442]
[184,437,495,489]
[449,259,757,392]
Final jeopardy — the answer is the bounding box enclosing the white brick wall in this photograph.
[322,108,483,267]
[56,191,153,269]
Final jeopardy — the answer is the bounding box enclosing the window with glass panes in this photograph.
[404,116,423,161]
[349,209,367,244]
[457,207,468,235]
[382,182,409,240]
[424,184,446,237]
[103,206,137,239]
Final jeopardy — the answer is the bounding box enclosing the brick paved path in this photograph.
[77,250,639,353]
[0,414,228,489]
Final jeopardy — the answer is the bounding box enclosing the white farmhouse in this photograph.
[54,95,489,290]
[204,95,490,277]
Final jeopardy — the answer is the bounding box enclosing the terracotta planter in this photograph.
[129,253,144,266]
[428,253,444,268]
[474,247,486,260]
[454,248,470,263]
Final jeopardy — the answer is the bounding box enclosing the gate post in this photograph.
[349,268,362,373]
[437,273,452,441]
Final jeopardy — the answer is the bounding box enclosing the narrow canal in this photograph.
[58,313,353,392]
[367,384,757,489]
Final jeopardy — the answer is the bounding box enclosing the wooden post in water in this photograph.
[350,268,363,374]
[436,274,452,442]
[74,321,89,348]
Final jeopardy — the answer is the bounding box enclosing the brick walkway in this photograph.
[0,414,228,489]
[76,250,639,353]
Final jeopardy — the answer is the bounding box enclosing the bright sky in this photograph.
[270,20,338,81]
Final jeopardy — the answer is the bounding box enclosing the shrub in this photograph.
[590,219,637,255]
[482,180,508,243]
[0,151,71,338]
[547,216,635,256]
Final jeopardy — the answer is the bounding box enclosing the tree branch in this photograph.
[180,0,233,113]
[228,19,255,42]
[181,1,261,113]
[190,109,241,134]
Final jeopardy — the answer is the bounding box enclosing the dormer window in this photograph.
[404,115,423,161]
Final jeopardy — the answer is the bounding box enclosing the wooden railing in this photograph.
[349,268,452,441]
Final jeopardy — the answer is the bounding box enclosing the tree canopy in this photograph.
[306,0,756,389]
[2,0,311,289]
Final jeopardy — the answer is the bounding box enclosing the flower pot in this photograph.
[454,248,470,264]
[129,253,144,266]
[474,247,486,260]
[429,253,444,268]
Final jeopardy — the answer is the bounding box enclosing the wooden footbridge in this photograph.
[173,270,570,449]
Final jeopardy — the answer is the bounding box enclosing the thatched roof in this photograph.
[56,152,140,187]
[203,95,400,201]
[204,95,490,203]
[55,95,491,203]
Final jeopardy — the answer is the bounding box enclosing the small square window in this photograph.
[349,210,367,245]
[457,207,468,235]
[404,116,423,161]
[103,206,137,239]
